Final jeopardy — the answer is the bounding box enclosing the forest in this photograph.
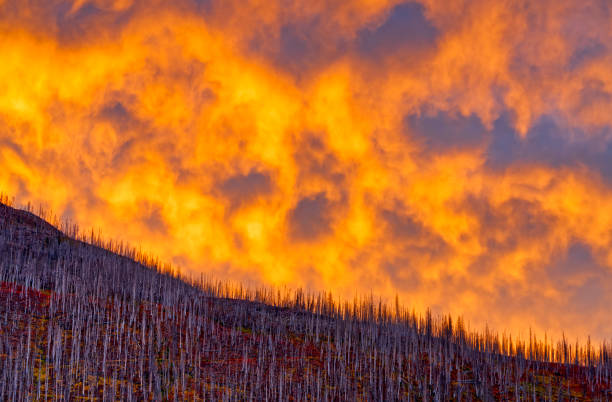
[0,196,611,400]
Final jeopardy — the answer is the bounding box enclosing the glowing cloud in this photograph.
[1,0,611,340]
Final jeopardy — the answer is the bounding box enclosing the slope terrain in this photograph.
[0,201,611,400]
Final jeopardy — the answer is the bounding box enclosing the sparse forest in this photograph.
[0,196,611,401]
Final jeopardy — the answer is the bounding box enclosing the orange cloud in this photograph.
[1,0,612,341]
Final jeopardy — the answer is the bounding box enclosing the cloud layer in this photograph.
[1,0,612,340]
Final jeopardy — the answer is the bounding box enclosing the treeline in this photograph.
[0,199,611,400]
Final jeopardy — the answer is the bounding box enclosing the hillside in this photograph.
[0,201,611,400]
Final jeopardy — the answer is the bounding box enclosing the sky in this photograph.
[1,0,611,341]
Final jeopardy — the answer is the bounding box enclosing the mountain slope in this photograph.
[0,201,611,400]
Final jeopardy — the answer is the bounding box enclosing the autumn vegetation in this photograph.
[0,195,611,400]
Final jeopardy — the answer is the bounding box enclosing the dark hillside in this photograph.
[0,201,611,400]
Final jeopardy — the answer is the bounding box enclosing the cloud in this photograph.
[248,19,348,81]
[98,101,139,133]
[0,0,134,44]
[292,134,347,187]
[288,192,332,240]
[1,0,612,341]
[357,2,438,61]
[568,40,607,71]
[544,243,612,332]
[380,206,447,251]
[405,109,487,154]
[485,113,612,181]
[217,169,273,210]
